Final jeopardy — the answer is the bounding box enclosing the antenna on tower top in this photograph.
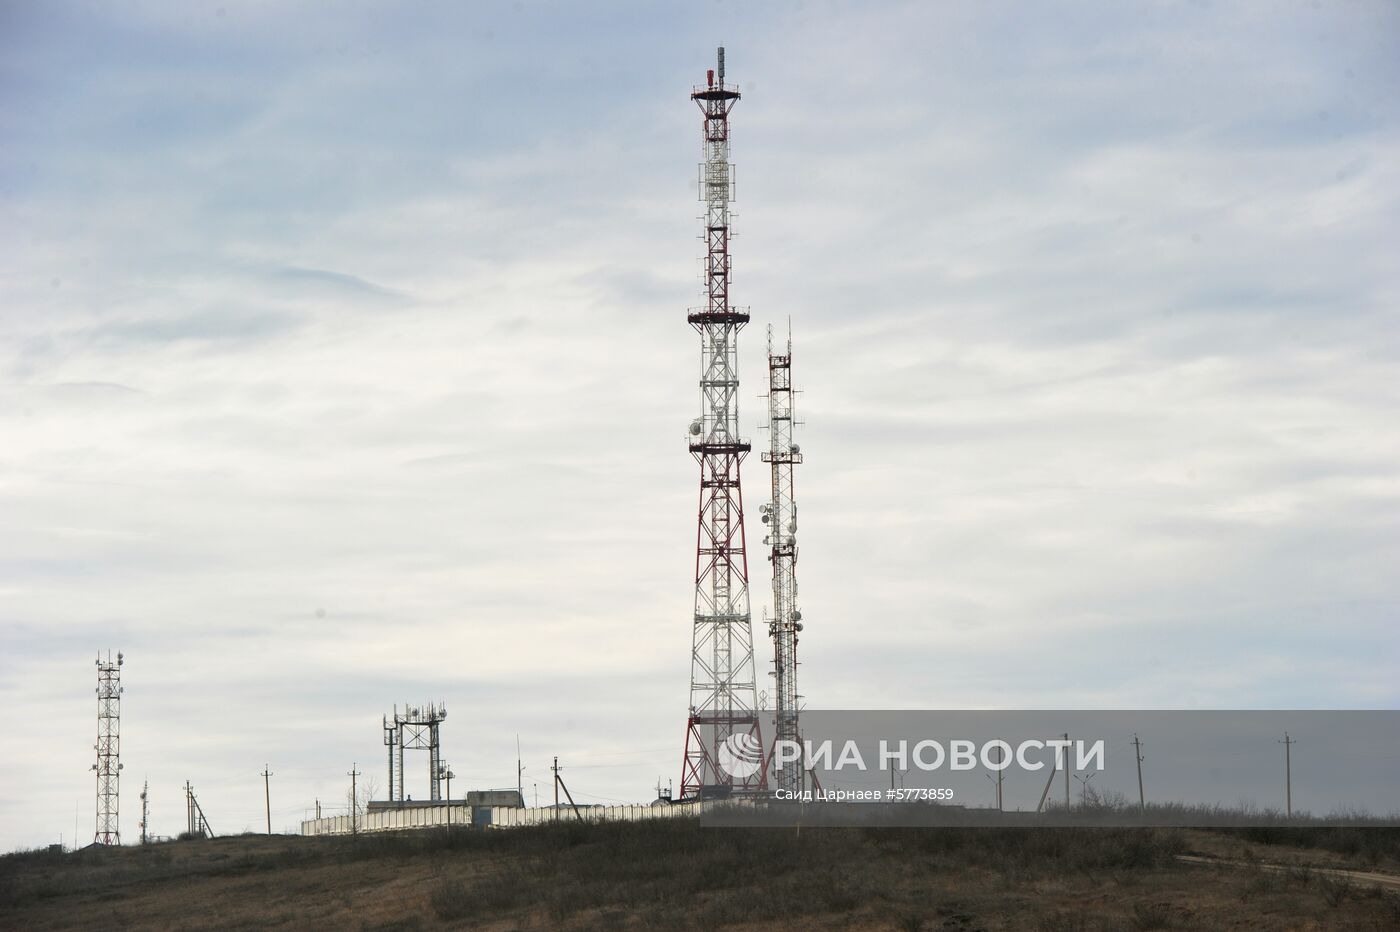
[717,47,725,85]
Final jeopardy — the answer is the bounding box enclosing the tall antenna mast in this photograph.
[761,324,805,795]
[92,650,123,845]
[681,46,765,798]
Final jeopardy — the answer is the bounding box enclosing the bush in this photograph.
[427,877,472,921]
[1316,871,1352,907]
[1130,901,1174,929]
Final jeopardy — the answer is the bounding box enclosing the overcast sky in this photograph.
[1,1,1397,851]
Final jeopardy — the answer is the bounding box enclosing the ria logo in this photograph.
[717,732,764,780]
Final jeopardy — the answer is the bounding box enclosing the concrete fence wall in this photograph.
[300,800,709,837]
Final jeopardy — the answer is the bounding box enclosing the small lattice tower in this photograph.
[384,703,447,801]
[92,650,123,845]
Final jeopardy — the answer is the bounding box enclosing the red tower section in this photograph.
[680,48,765,799]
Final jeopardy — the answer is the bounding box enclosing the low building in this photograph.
[467,789,524,826]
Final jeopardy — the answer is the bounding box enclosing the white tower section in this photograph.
[761,326,804,794]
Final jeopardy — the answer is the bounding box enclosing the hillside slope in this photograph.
[4,820,1399,930]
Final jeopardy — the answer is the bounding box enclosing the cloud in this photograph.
[1,1,1397,849]
[268,265,405,300]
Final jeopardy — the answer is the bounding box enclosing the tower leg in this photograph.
[396,730,405,802]
[429,722,442,802]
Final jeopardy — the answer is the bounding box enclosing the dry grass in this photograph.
[2,821,1399,929]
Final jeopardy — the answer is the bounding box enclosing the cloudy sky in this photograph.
[2,0,1397,850]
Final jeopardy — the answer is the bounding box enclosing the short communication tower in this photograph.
[139,780,149,844]
[383,703,447,801]
[761,325,806,795]
[92,650,124,845]
[680,47,766,798]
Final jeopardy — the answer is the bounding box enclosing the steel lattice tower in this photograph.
[761,325,805,794]
[92,650,123,845]
[681,47,765,798]
[384,703,446,802]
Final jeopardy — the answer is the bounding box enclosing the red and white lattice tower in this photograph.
[761,324,805,795]
[92,650,124,845]
[680,47,765,798]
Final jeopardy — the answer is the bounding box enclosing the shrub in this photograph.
[1316,871,1352,908]
[1129,901,1174,929]
[427,877,472,922]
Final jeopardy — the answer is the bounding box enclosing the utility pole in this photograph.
[550,756,584,821]
[184,781,213,838]
[983,743,1004,811]
[348,764,360,836]
[1036,736,1068,814]
[996,742,1004,810]
[1063,733,1071,810]
[1280,733,1296,817]
[261,765,273,835]
[515,738,526,800]
[1074,772,1096,807]
[1131,734,1145,809]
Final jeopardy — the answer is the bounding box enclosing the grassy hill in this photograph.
[3,819,1399,929]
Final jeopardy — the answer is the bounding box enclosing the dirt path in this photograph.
[1177,854,1400,891]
